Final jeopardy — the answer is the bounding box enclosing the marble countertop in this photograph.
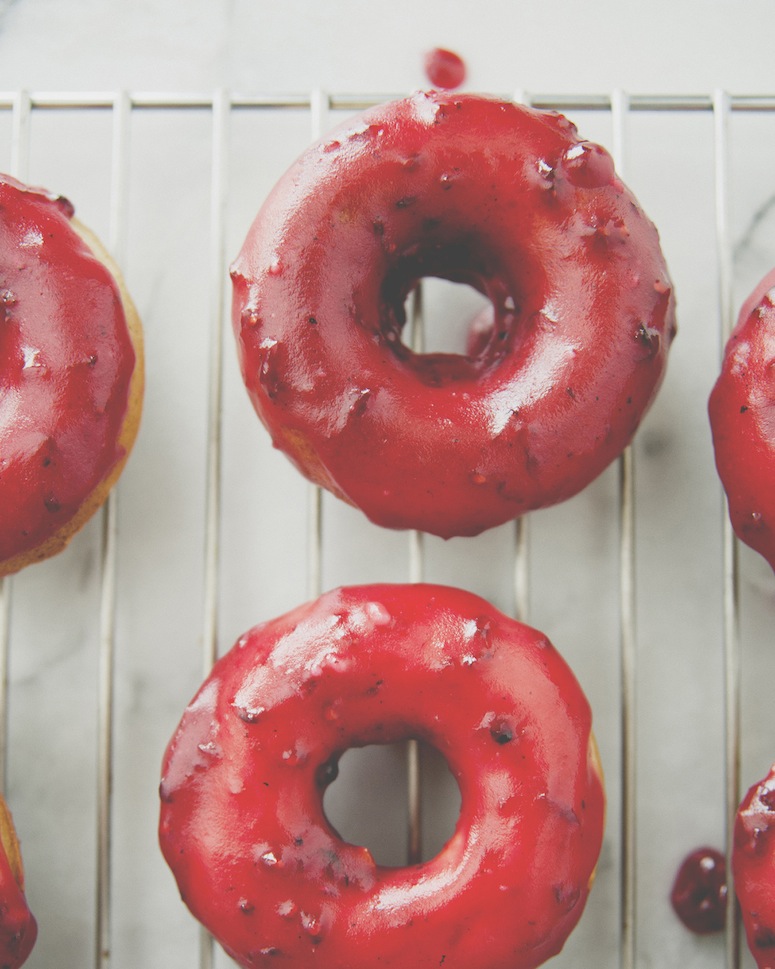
[1,0,775,97]
[1,2,774,968]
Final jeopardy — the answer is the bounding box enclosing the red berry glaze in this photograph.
[734,763,775,968]
[0,174,143,576]
[159,583,605,969]
[670,847,727,934]
[231,92,676,538]
[0,796,36,968]
[709,268,775,572]
[424,48,466,90]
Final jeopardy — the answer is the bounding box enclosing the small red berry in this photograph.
[670,847,728,935]
[424,48,466,90]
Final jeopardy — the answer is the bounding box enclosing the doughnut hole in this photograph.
[379,244,521,383]
[322,740,461,867]
[403,277,493,357]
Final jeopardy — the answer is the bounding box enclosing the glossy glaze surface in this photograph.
[231,91,676,538]
[709,268,775,572]
[734,763,775,968]
[0,796,36,969]
[670,846,727,935]
[0,174,137,572]
[159,583,605,969]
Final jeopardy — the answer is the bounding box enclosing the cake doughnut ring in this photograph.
[231,91,676,538]
[159,583,605,969]
[0,174,143,577]
[709,268,775,572]
[734,762,775,968]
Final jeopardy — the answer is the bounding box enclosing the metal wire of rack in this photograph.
[0,88,773,969]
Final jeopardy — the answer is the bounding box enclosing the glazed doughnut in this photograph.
[733,762,775,968]
[0,174,143,577]
[159,583,605,969]
[231,91,676,538]
[709,268,775,572]
[0,794,36,968]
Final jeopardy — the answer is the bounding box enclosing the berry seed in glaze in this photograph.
[0,175,143,576]
[159,583,605,969]
[231,91,676,539]
[709,268,775,572]
[733,763,775,968]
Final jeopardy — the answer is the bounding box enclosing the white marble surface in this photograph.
[1,2,775,968]
[1,0,775,96]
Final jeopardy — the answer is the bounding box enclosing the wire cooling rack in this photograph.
[0,89,774,969]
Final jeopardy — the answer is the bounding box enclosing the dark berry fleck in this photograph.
[755,927,775,949]
[490,721,514,745]
[635,322,661,357]
[315,755,340,789]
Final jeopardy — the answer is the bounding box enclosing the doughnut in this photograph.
[230,91,676,538]
[733,762,775,968]
[709,268,775,572]
[0,795,36,968]
[0,174,143,577]
[159,583,605,969]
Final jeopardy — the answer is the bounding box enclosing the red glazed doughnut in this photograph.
[159,583,605,969]
[0,795,36,968]
[231,91,676,538]
[733,763,775,968]
[709,268,775,572]
[0,174,143,577]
